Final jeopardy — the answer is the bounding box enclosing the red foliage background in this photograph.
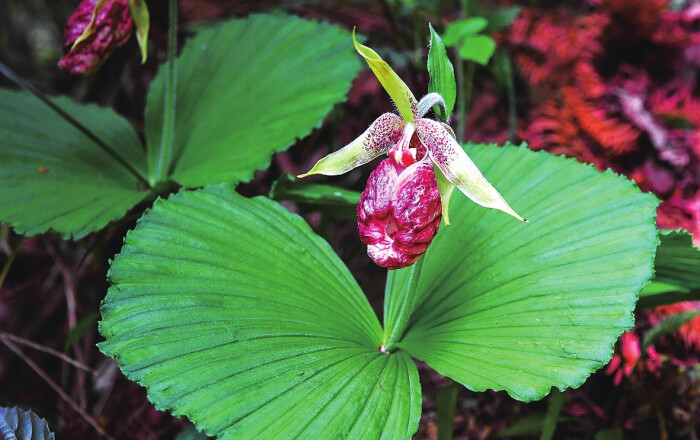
[503,0,700,246]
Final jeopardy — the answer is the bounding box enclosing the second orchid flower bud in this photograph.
[59,0,149,75]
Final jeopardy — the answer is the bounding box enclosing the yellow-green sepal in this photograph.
[71,0,109,50]
[298,139,371,178]
[128,0,150,63]
[353,28,417,122]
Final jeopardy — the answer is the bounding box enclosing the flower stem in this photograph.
[455,0,475,143]
[458,61,475,143]
[382,255,425,353]
[501,50,518,142]
[541,388,567,440]
[436,380,459,440]
[455,55,465,143]
[152,0,178,186]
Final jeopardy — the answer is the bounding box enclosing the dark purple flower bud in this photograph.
[358,158,442,269]
[59,0,134,75]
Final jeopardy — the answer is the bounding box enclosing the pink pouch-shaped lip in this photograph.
[358,158,442,269]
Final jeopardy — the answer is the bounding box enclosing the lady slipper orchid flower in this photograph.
[59,0,149,75]
[299,31,525,269]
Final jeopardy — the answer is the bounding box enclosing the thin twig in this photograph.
[44,238,88,408]
[65,269,88,409]
[1,338,114,440]
[0,332,96,375]
[115,400,150,439]
[62,267,77,330]
[655,402,669,440]
[382,255,426,352]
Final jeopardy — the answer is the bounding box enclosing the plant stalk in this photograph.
[502,50,518,142]
[540,388,567,440]
[460,61,475,143]
[455,52,465,143]
[455,0,474,143]
[382,256,425,352]
[152,0,178,185]
[436,380,459,440]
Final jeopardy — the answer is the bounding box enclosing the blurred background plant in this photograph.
[0,0,698,439]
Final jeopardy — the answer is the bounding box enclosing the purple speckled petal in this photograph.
[416,118,526,222]
[298,113,405,177]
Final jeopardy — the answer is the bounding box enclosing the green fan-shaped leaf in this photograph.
[442,18,489,45]
[269,173,360,207]
[482,7,521,34]
[652,230,700,287]
[269,173,359,221]
[0,90,149,239]
[99,185,420,439]
[458,35,496,65]
[386,143,658,402]
[145,14,362,187]
[0,406,55,440]
[639,230,700,308]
